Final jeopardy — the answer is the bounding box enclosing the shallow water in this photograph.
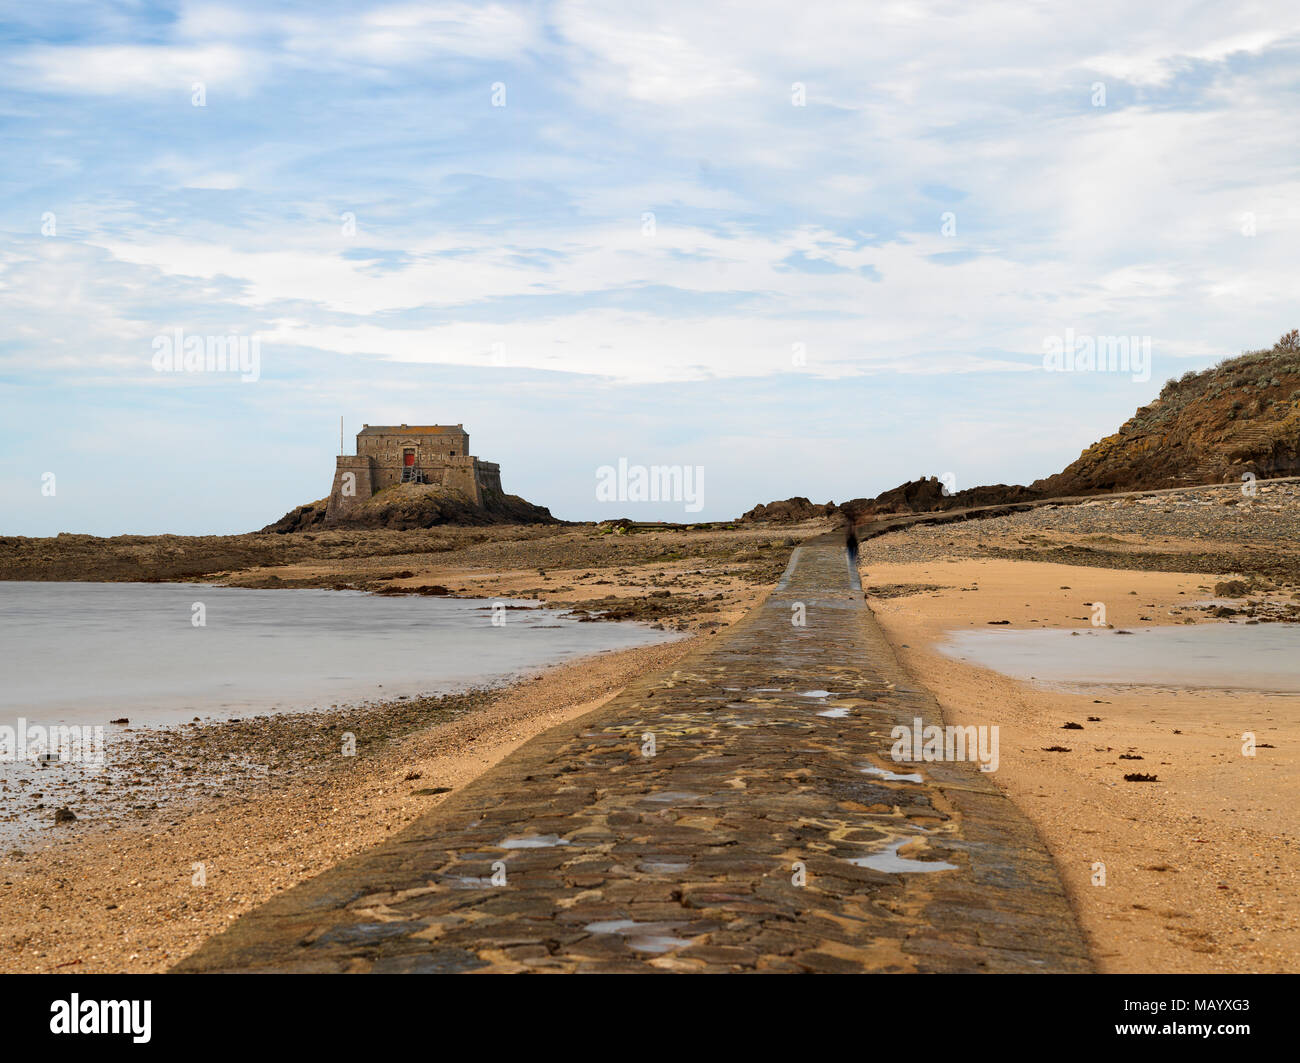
[583,919,696,953]
[861,764,923,783]
[941,623,1300,693]
[500,834,570,849]
[847,839,957,874]
[0,581,679,730]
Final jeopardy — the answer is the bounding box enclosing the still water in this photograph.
[940,622,1300,693]
[0,581,679,729]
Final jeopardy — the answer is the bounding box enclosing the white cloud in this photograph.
[6,0,1300,388]
[8,2,541,99]
[275,2,541,67]
[12,44,260,96]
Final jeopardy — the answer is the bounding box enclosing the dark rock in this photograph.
[263,485,556,533]
[738,497,841,523]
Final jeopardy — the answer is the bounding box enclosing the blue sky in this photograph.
[3,1,1299,534]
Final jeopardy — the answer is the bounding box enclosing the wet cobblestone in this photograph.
[175,535,1091,974]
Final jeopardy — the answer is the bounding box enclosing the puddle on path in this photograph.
[500,835,570,849]
[583,919,697,953]
[860,764,923,783]
[847,839,957,874]
[639,859,692,874]
[631,935,694,953]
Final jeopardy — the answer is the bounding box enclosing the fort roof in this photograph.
[358,424,465,435]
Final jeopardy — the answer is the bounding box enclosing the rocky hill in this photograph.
[1031,329,1300,496]
[742,330,1300,521]
[264,482,556,532]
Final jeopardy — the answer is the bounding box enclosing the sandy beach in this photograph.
[858,528,1300,972]
[0,519,826,973]
[5,493,1299,973]
[0,634,713,973]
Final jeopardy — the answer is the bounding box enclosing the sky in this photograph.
[2,1,1299,534]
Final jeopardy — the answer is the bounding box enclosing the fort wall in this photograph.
[324,425,504,523]
[325,455,375,522]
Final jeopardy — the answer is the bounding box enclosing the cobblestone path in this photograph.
[176,534,1091,973]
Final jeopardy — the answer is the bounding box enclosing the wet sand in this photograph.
[0,635,707,973]
[0,522,807,973]
[9,505,1297,972]
[858,556,1300,972]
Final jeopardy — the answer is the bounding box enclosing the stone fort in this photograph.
[325,423,504,522]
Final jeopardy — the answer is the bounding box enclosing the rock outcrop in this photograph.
[738,497,843,523]
[740,481,1037,523]
[853,478,1037,517]
[1031,330,1300,496]
[263,482,555,533]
